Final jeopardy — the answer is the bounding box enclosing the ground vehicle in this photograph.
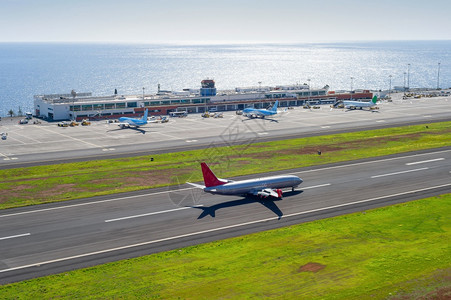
[1,132,7,140]
[70,121,79,126]
[57,121,69,127]
[169,111,187,118]
[19,119,28,124]
[81,119,91,126]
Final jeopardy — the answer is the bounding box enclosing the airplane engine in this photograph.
[276,189,283,198]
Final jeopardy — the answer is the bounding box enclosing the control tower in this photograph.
[200,79,217,97]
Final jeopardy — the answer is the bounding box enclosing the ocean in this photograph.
[0,41,450,116]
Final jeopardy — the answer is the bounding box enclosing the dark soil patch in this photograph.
[298,262,326,273]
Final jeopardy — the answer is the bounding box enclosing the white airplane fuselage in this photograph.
[204,175,302,196]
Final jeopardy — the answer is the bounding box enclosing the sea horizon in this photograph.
[0,40,449,116]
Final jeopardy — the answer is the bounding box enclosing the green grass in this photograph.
[1,194,449,299]
[1,121,450,209]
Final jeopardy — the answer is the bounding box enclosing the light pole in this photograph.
[307,79,311,104]
[407,64,410,91]
[142,87,145,101]
[350,77,354,100]
[437,62,441,90]
[389,75,392,99]
[404,72,407,96]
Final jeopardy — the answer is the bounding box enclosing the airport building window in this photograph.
[82,105,93,111]
[162,101,171,105]
[180,99,190,104]
[105,103,115,109]
[192,99,204,104]
[116,103,126,108]
[127,102,137,108]
[171,100,181,104]
[70,105,81,111]
[93,104,104,110]
[150,101,160,106]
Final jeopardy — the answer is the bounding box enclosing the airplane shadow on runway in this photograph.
[191,190,303,220]
[241,117,279,123]
[107,127,147,134]
[345,109,380,113]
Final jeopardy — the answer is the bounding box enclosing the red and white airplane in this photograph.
[188,163,302,198]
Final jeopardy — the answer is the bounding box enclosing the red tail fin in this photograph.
[201,163,227,187]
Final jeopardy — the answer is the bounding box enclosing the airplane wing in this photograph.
[252,188,280,198]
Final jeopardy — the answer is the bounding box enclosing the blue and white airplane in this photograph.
[343,95,378,110]
[188,162,302,199]
[118,109,148,129]
[242,100,279,118]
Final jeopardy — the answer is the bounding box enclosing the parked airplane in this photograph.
[343,95,378,110]
[118,109,148,128]
[188,162,302,198]
[242,100,279,118]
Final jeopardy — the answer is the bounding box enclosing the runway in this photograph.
[0,93,450,169]
[1,148,450,284]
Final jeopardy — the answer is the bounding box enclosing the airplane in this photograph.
[118,109,148,129]
[188,162,302,199]
[242,100,279,118]
[343,95,378,110]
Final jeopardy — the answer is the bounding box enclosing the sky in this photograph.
[1,0,450,43]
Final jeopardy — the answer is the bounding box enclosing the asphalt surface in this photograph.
[1,148,450,284]
[1,93,450,169]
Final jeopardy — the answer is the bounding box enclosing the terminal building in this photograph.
[33,80,373,121]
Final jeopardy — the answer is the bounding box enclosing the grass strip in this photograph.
[1,194,449,299]
[1,121,450,209]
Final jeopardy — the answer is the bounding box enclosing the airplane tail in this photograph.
[270,101,279,112]
[142,109,148,121]
[201,163,227,187]
[371,95,377,104]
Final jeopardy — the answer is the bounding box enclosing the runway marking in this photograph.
[0,188,195,218]
[302,183,331,190]
[370,167,428,179]
[1,183,450,274]
[290,149,451,175]
[0,233,30,241]
[405,158,445,165]
[105,206,203,223]
[154,131,182,140]
[11,130,41,143]
[38,126,101,149]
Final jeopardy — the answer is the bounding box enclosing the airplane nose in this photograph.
[295,177,303,185]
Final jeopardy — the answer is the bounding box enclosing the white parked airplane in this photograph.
[343,96,378,110]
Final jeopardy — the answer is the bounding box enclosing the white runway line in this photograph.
[291,149,451,175]
[1,183,450,274]
[0,233,30,241]
[37,126,102,149]
[371,167,429,179]
[0,188,195,218]
[406,158,445,165]
[105,206,202,223]
[301,183,331,190]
